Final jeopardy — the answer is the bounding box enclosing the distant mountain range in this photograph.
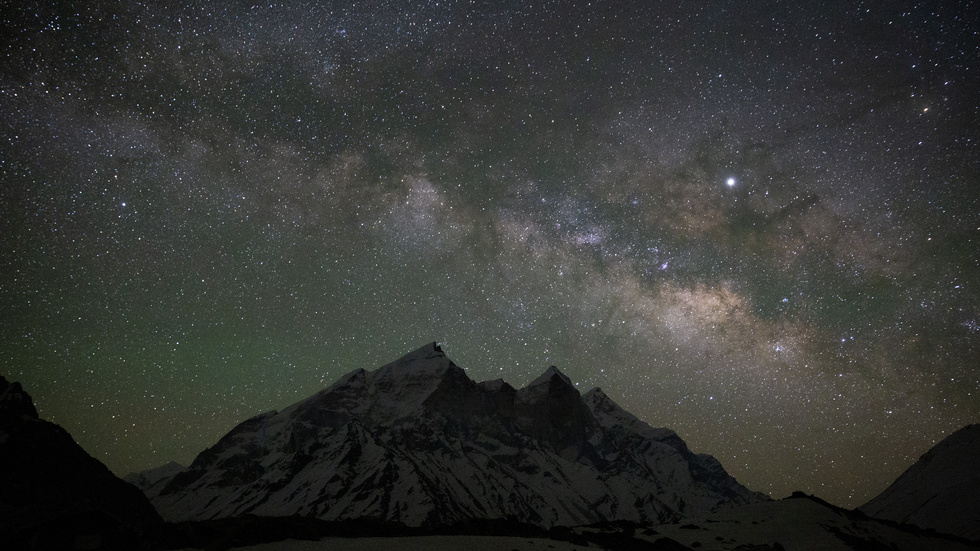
[135,342,767,527]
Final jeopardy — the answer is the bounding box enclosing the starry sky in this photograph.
[2,1,978,509]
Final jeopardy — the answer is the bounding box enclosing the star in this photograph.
[2,0,976,512]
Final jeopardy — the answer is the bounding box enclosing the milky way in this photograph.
[2,1,978,508]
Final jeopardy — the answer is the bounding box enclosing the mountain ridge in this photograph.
[138,342,768,527]
[859,423,980,541]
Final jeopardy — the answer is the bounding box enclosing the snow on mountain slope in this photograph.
[648,493,977,551]
[859,424,980,541]
[139,342,767,527]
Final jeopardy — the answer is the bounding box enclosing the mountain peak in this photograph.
[284,342,460,430]
[375,341,455,381]
[397,341,446,363]
[0,375,40,423]
[584,386,606,399]
[526,365,573,389]
[517,365,578,407]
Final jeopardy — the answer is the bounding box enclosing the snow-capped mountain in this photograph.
[0,375,164,548]
[138,342,766,527]
[860,424,980,541]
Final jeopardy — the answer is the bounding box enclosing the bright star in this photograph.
[726,178,736,187]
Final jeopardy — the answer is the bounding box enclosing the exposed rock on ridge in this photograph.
[140,342,767,527]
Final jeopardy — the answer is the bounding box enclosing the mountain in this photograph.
[124,460,186,497]
[0,375,165,549]
[859,423,980,541]
[137,342,767,527]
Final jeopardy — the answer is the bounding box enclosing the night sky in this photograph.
[2,1,978,509]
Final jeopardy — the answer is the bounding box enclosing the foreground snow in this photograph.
[649,495,976,550]
[170,495,977,551]
[182,535,591,551]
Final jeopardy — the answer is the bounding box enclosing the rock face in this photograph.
[139,343,767,526]
[0,375,164,549]
[860,424,980,541]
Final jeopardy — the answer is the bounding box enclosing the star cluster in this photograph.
[2,1,978,507]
